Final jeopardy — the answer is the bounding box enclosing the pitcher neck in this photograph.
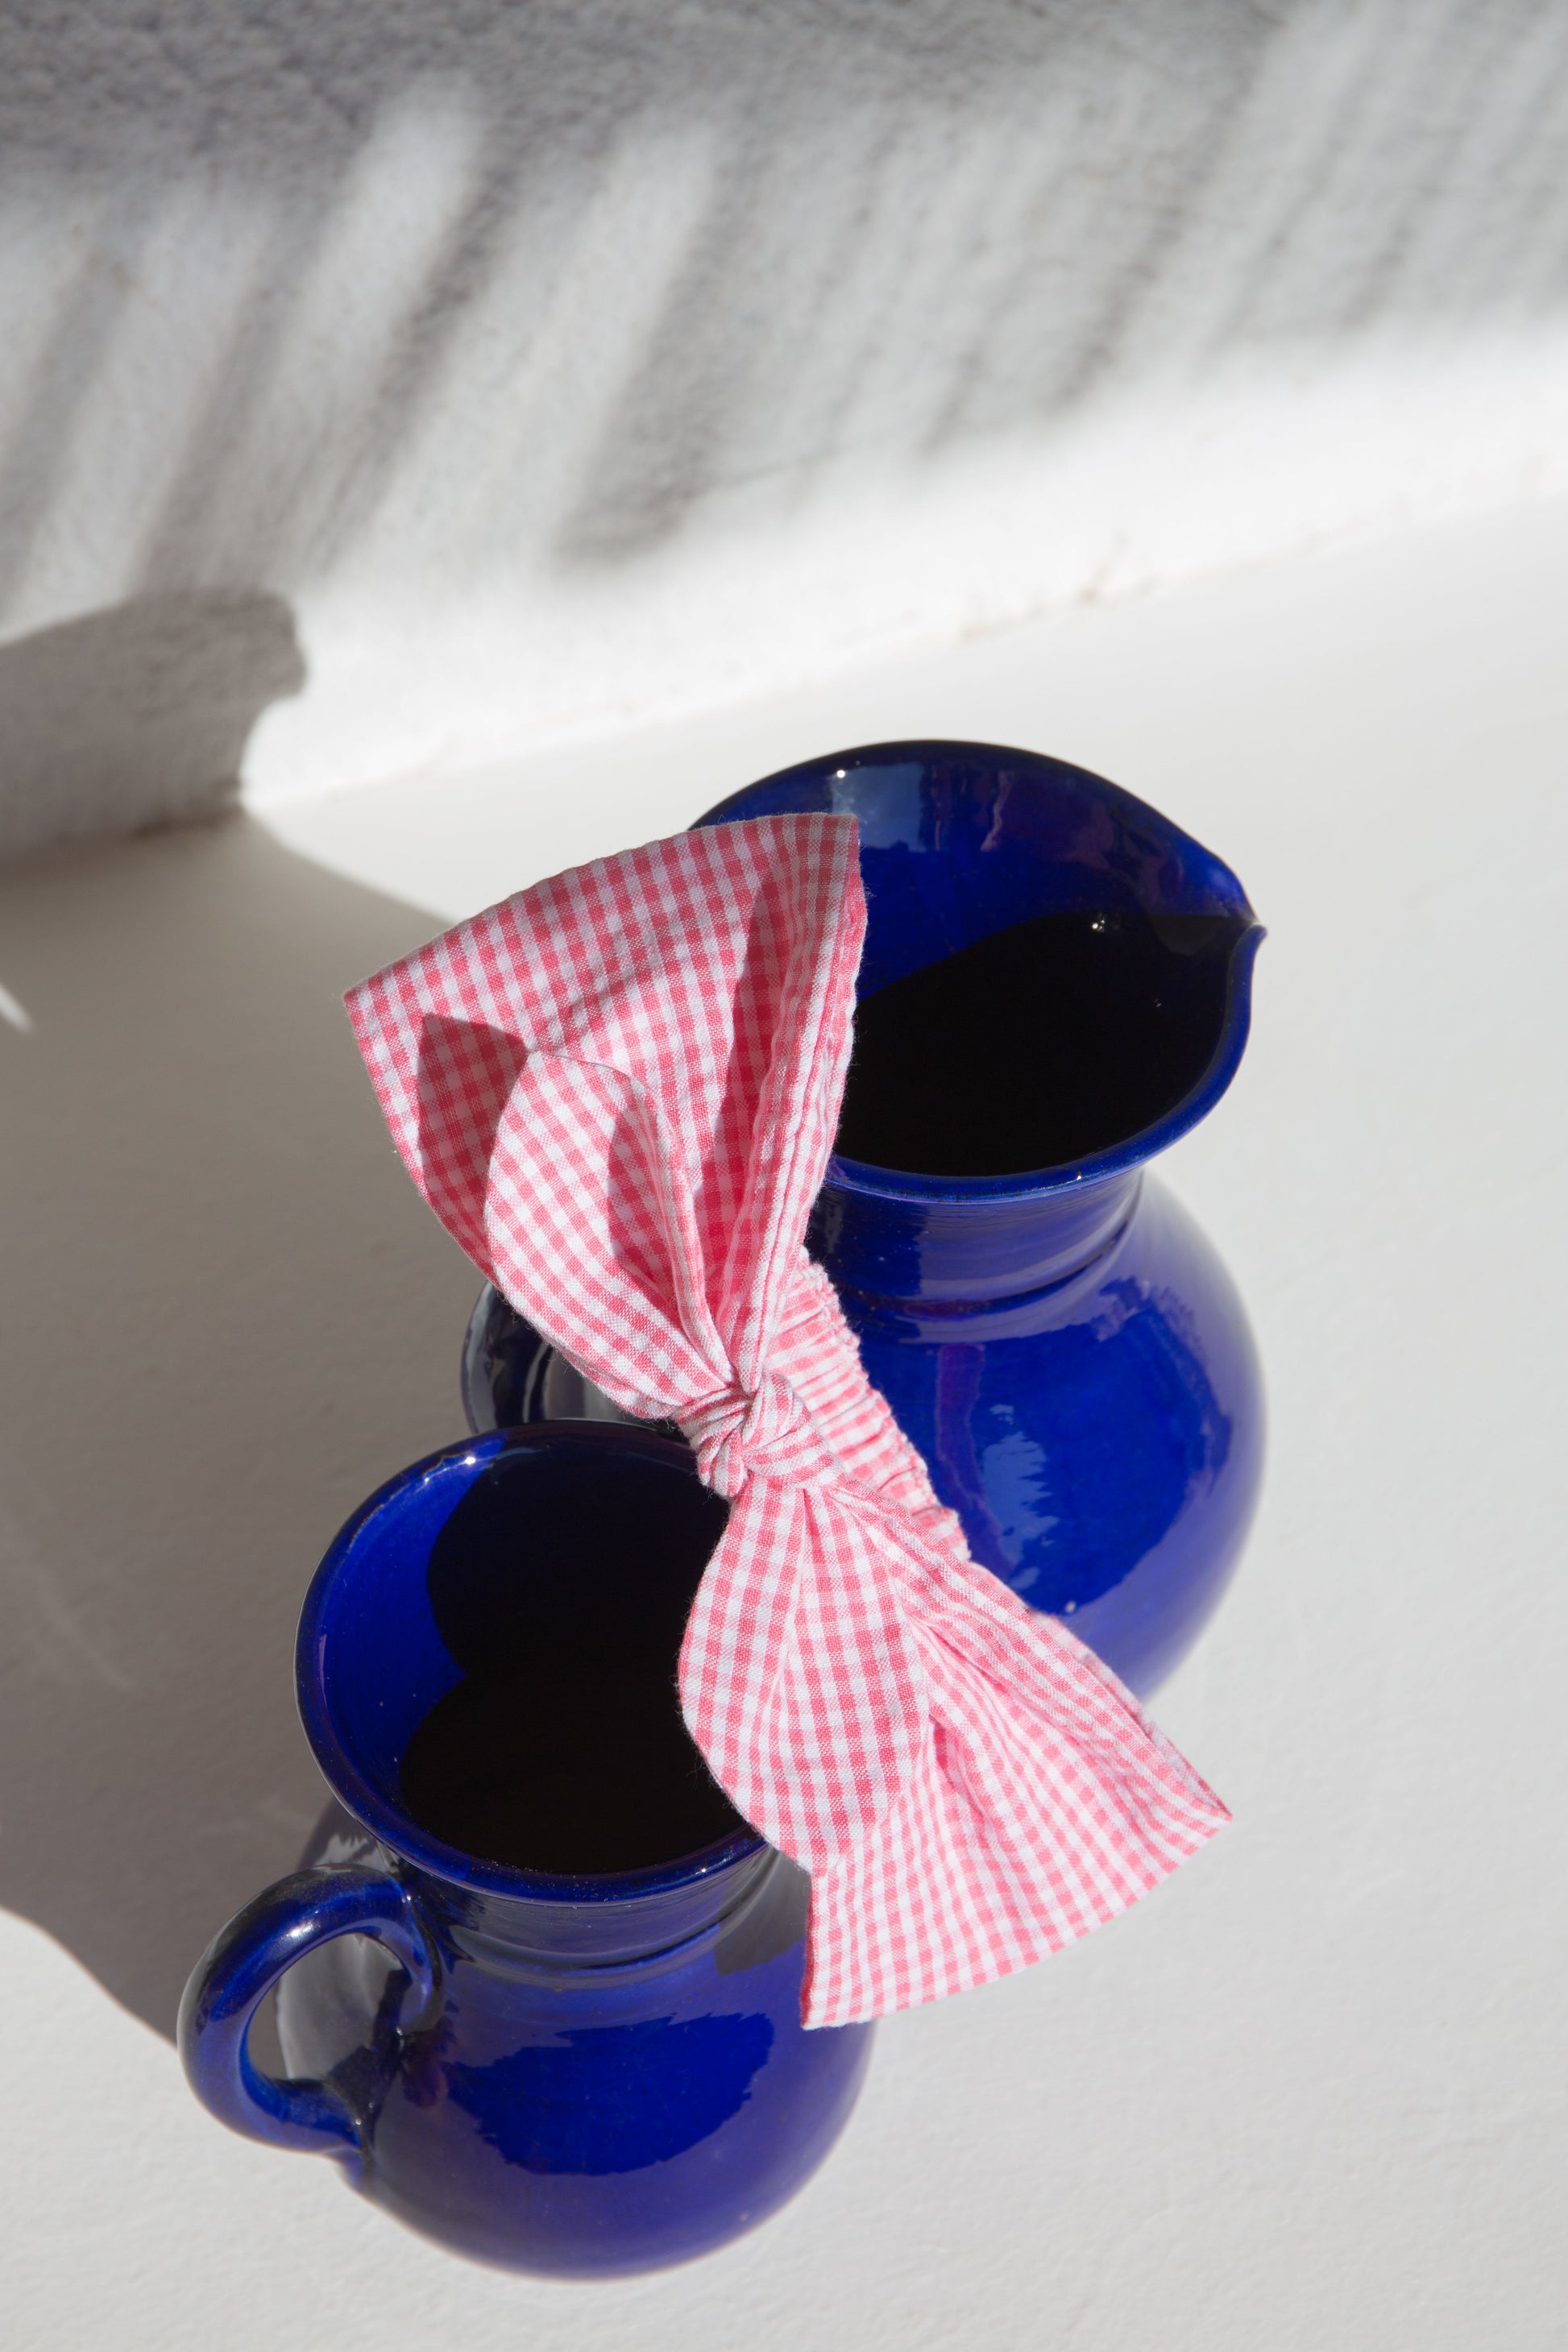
[808,1165,1142,1319]
[395,1840,774,1969]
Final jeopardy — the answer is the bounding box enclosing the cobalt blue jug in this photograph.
[178,1425,871,2276]
[461,741,1265,1699]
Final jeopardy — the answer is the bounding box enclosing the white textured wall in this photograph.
[2,0,1568,851]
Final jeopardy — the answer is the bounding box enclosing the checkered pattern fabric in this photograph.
[346,814,1228,2027]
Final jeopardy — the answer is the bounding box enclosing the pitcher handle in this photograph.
[178,1865,440,2159]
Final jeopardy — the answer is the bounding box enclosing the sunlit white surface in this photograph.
[2,501,1565,2348]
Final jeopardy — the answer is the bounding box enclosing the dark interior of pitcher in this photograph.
[309,1430,745,1881]
[402,1445,740,1873]
[834,904,1247,1176]
[698,741,1260,1180]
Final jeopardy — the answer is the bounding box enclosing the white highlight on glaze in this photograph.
[0,981,34,1033]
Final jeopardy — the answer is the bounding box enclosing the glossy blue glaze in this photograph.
[835,1169,1262,1692]
[463,742,1264,1699]
[178,1426,871,2278]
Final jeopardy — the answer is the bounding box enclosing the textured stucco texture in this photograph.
[2,0,1568,846]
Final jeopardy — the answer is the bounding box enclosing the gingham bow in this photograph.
[346,813,1228,2027]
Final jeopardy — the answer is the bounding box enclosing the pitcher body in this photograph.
[180,1427,872,2275]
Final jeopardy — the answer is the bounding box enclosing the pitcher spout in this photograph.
[703,740,1265,1185]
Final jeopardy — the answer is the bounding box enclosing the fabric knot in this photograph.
[682,1367,832,1499]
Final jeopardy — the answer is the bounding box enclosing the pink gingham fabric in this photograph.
[346,815,1228,2027]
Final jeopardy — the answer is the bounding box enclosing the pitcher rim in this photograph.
[825,918,1263,1205]
[295,1425,767,1908]
[695,737,1264,1206]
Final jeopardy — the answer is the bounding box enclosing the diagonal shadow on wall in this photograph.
[2,0,1566,623]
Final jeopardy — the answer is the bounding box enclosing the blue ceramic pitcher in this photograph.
[463,742,1264,1698]
[179,1425,871,2276]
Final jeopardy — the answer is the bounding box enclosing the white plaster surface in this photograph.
[3,2,1568,848]
[2,498,1564,2347]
